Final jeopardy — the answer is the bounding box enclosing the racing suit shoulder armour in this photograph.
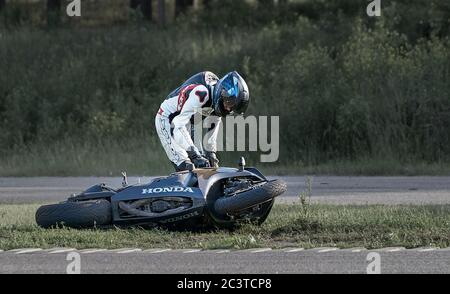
[167,71,219,99]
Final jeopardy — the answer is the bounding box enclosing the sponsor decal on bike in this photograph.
[142,187,195,194]
[159,211,200,224]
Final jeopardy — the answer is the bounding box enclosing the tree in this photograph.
[258,0,275,8]
[130,0,153,21]
[158,0,166,25]
[175,0,193,16]
[47,0,61,12]
[0,0,5,12]
[130,0,140,9]
[47,0,61,26]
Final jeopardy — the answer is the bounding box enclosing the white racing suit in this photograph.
[155,71,221,169]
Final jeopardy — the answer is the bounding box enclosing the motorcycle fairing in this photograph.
[111,172,205,225]
[195,167,267,200]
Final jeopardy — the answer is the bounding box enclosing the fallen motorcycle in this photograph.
[36,158,287,230]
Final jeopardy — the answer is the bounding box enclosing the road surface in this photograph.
[0,247,449,274]
[0,176,449,205]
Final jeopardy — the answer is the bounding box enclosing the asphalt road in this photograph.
[0,248,449,274]
[0,176,449,205]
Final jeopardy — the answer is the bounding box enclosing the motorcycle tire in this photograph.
[36,199,112,229]
[214,179,287,215]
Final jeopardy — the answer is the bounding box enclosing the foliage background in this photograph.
[0,0,449,176]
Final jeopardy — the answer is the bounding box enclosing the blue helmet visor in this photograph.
[214,71,249,116]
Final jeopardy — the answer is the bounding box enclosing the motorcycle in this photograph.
[36,157,287,230]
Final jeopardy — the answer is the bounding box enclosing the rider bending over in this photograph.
[155,71,249,171]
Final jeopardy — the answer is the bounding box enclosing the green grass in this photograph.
[1,138,450,177]
[0,138,173,177]
[1,203,449,250]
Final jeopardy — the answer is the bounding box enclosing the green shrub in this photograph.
[0,1,449,174]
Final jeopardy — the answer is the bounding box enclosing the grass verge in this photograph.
[1,203,449,250]
[1,139,450,176]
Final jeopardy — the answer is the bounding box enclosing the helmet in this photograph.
[212,71,249,117]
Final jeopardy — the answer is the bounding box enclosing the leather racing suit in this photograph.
[155,71,221,170]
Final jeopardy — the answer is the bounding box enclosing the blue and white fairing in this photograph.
[110,167,267,225]
[110,172,205,225]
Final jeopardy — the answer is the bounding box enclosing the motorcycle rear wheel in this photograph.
[36,199,112,229]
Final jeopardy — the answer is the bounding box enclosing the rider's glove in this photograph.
[187,149,211,169]
[205,151,219,168]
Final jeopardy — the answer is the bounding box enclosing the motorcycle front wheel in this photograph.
[214,179,287,215]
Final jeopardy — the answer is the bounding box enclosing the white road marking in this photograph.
[251,248,272,253]
[417,248,438,252]
[317,248,339,253]
[370,247,406,252]
[14,248,43,254]
[144,249,171,254]
[216,250,230,254]
[343,248,367,253]
[285,248,305,253]
[183,249,202,254]
[80,249,107,254]
[8,249,25,252]
[116,249,142,254]
[386,248,405,252]
[5,246,445,255]
[48,248,76,254]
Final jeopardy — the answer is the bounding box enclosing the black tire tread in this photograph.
[36,199,112,228]
[214,179,287,215]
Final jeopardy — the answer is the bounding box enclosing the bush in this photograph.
[0,1,449,174]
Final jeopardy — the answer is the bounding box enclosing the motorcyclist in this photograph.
[155,71,249,171]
